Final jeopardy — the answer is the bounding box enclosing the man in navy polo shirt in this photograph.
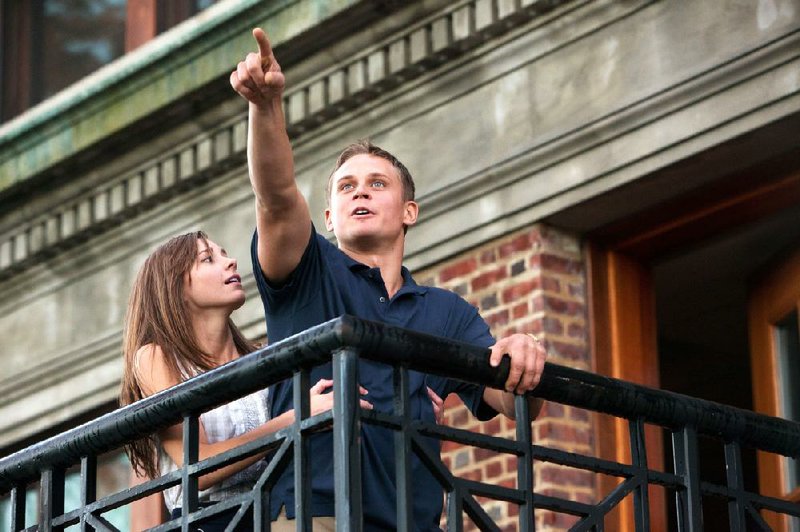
[231,29,546,530]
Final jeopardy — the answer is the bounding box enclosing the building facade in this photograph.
[1,0,799,529]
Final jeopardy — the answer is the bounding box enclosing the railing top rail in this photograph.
[2,314,800,493]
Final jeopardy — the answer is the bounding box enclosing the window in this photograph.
[0,0,217,124]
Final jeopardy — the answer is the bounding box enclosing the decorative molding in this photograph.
[0,0,573,281]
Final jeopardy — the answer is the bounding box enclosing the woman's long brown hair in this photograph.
[119,231,256,478]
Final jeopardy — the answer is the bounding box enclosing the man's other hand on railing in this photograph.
[484,332,547,420]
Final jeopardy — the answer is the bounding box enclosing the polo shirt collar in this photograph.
[343,253,428,296]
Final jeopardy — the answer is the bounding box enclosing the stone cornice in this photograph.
[0,0,575,281]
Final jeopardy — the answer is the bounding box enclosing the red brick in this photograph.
[448,406,469,426]
[543,295,583,316]
[537,511,579,530]
[540,466,594,487]
[501,278,540,303]
[440,257,478,282]
[499,478,516,489]
[539,488,571,499]
[511,302,528,320]
[519,319,543,336]
[480,293,499,311]
[537,422,592,446]
[567,322,586,339]
[486,460,503,479]
[542,276,561,293]
[540,253,582,274]
[569,282,585,298]
[504,455,517,474]
[500,522,515,532]
[471,266,508,291]
[541,402,565,418]
[498,233,532,258]
[442,440,460,453]
[479,249,497,264]
[452,282,468,296]
[482,417,502,435]
[459,469,482,482]
[474,446,496,462]
[484,309,510,328]
[552,513,580,528]
[550,340,587,362]
[543,316,564,335]
[569,407,590,423]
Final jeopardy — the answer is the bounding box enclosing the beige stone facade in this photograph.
[2,0,799,528]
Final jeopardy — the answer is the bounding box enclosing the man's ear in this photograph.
[403,201,419,227]
[324,208,334,232]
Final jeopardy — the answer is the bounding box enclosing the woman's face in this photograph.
[183,238,245,313]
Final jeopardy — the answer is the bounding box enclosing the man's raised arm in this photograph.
[230,28,311,283]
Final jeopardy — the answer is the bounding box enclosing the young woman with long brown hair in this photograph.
[119,231,367,530]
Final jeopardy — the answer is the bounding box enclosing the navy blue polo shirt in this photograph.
[251,227,497,531]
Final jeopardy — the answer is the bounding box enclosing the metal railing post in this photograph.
[10,485,26,532]
[293,370,312,532]
[333,347,363,531]
[79,455,97,532]
[516,394,534,532]
[181,415,199,532]
[40,467,65,532]
[724,441,746,532]
[393,364,412,532]
[673,426,702,532]
[630,418,650,532]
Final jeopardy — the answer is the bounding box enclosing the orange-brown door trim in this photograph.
[589,245,666,530]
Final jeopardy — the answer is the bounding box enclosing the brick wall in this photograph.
[415,223,594,531]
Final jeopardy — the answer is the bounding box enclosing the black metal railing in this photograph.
[1,315,800,531]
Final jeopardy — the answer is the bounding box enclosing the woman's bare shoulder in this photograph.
[134,343,180,396]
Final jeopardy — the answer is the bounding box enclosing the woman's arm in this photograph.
[136,346,362,490]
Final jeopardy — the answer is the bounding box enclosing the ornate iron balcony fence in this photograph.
[1,315,800,531]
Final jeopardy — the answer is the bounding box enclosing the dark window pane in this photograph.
[774,309,800,494]
[38,0,126,102]
[157,0,218,34]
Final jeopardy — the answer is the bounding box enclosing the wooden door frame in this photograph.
[589,246,665,530]
[587,158,800,530]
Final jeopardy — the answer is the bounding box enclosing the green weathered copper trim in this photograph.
[0,0,361,194]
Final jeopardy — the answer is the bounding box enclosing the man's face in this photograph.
[325,154,418,248]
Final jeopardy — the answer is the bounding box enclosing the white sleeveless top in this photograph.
[159,387,271,511]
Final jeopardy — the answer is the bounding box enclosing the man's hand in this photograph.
[489,333,546,395]
[230,28,285,107]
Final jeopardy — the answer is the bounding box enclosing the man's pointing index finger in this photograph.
[252,28,272,64]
